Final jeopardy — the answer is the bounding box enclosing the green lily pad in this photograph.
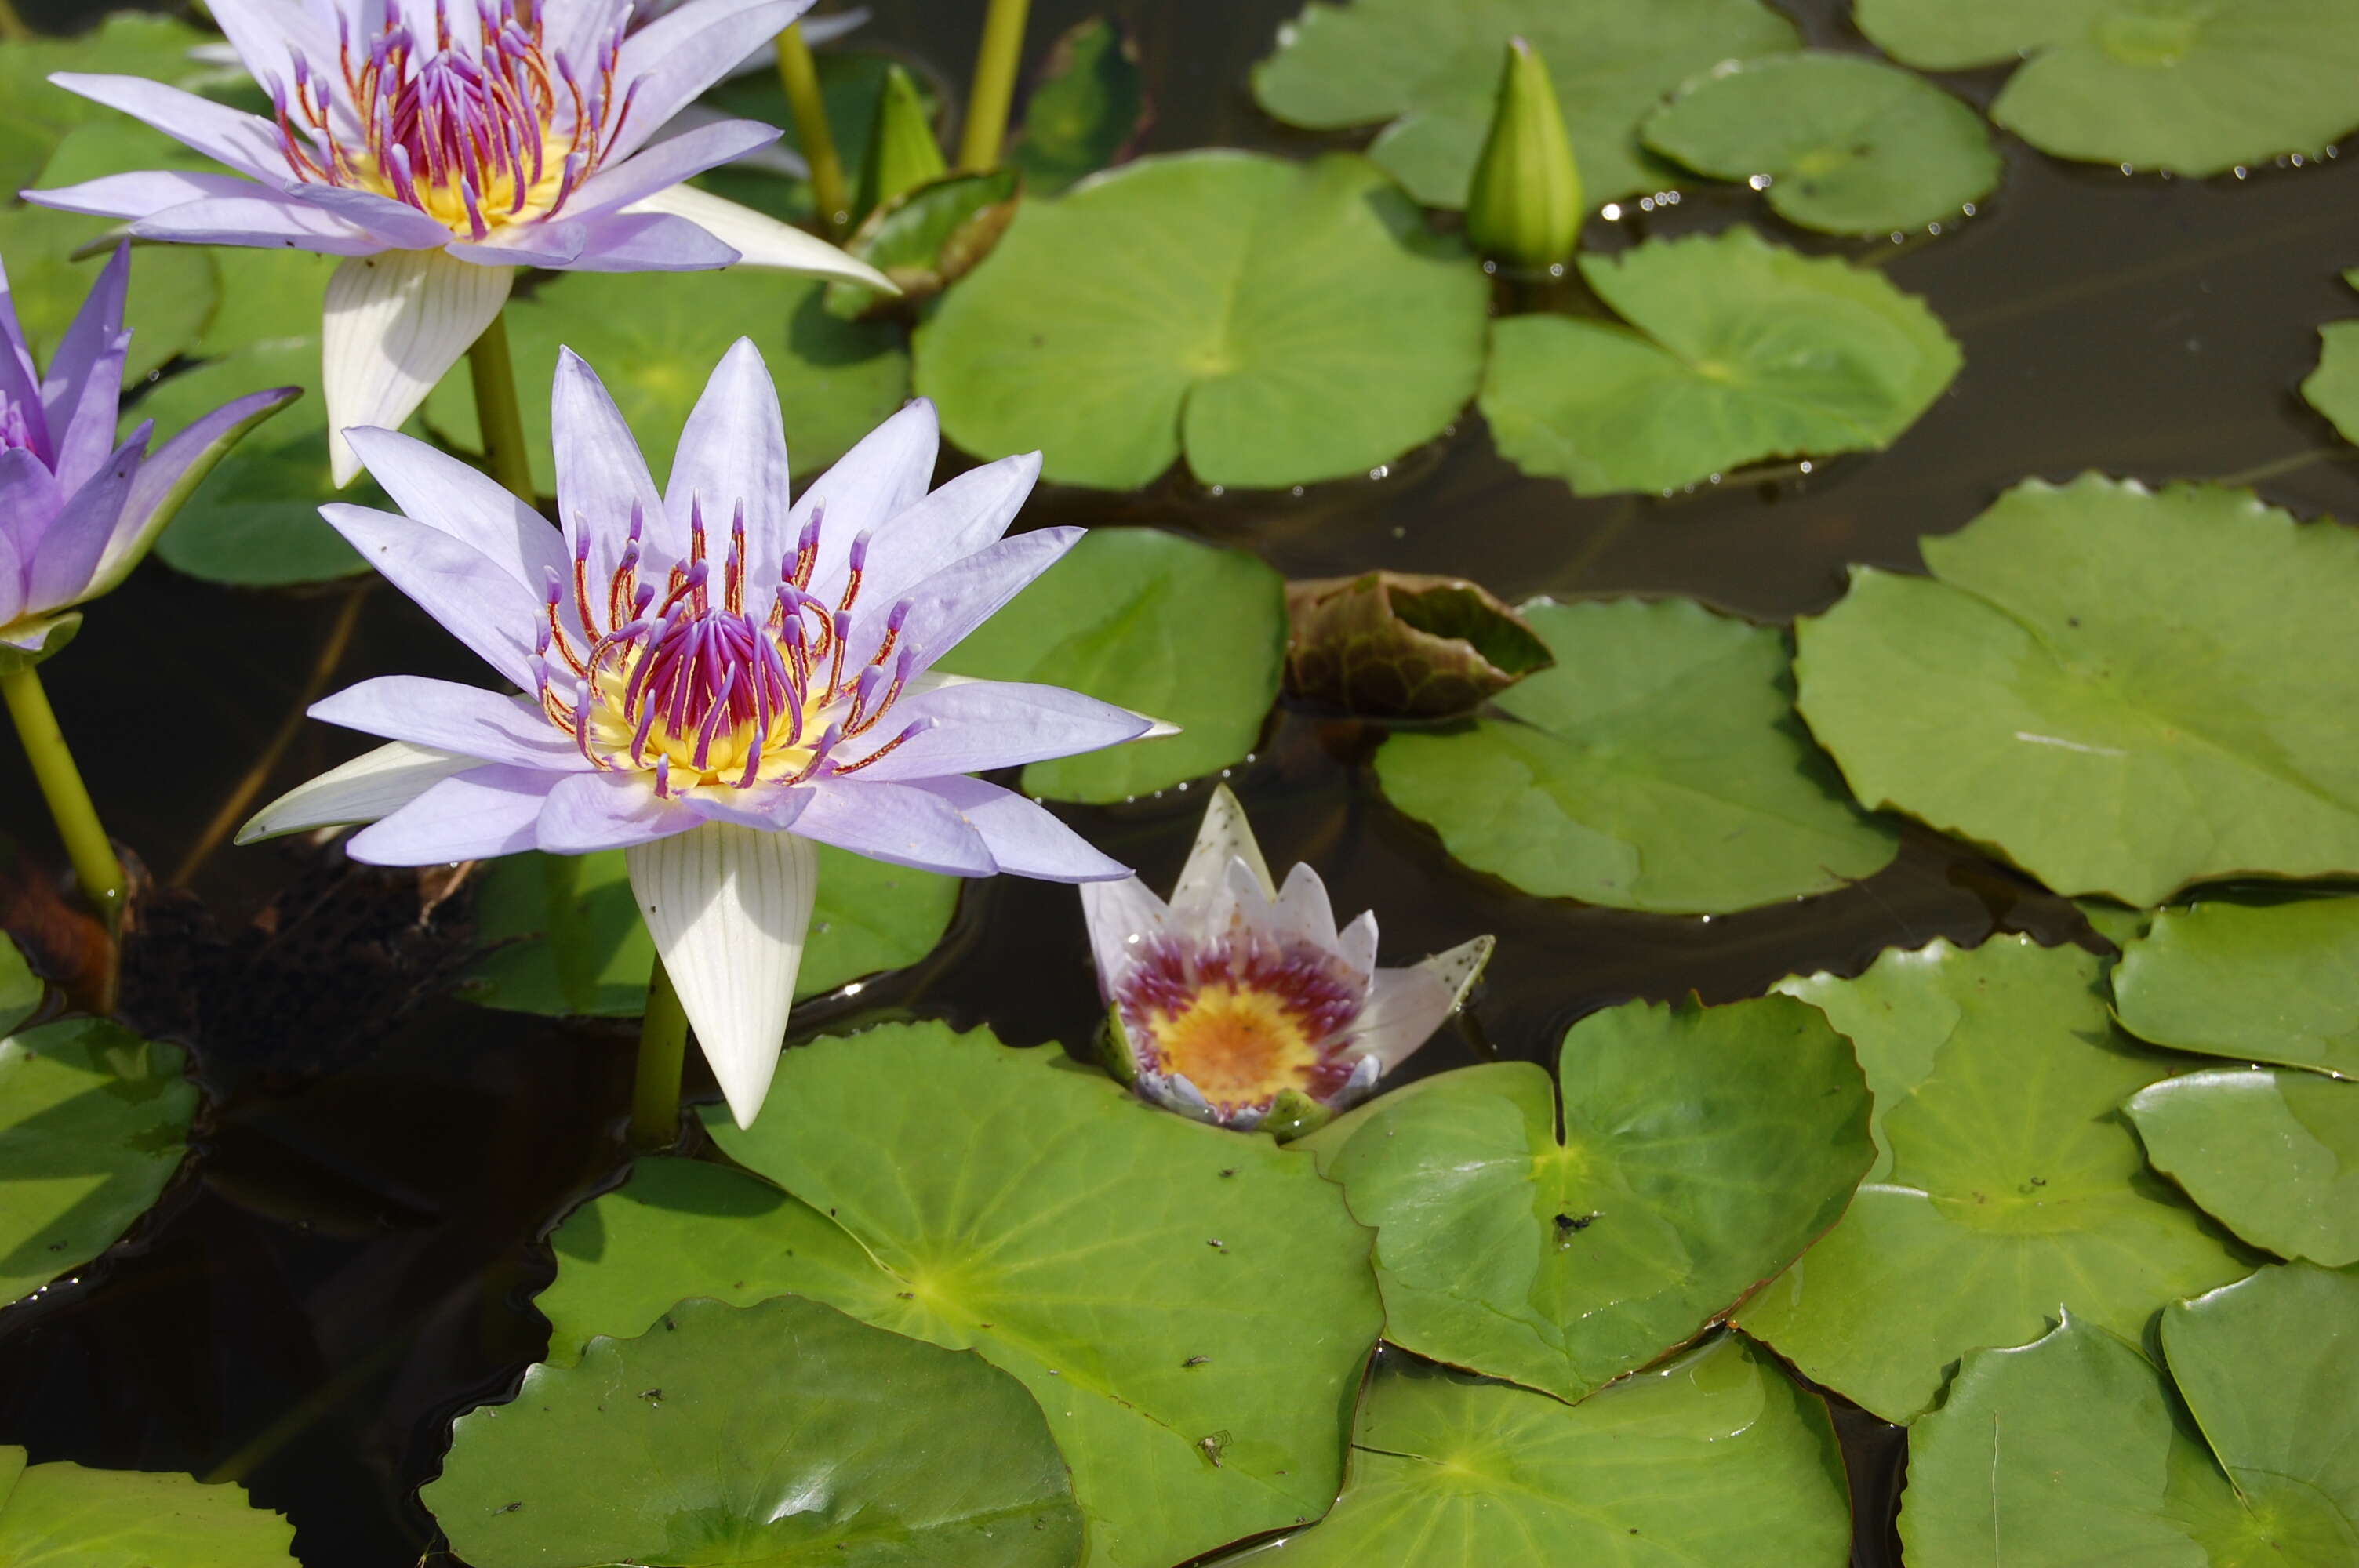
[465,844,960,1017]
[1480,227,1961,496]
[1,1015,196,1308]
[1250,0,1801,209]
[424,1294,1084,1568]
[911,151,1489,491]
[823,167,1019,320]
[2113,895,2359,1077]
[2128,1069,2359,1268]
[536,1021,1383,1568]
[2300,270,2359,447]
[694,52,936,228]
[1794,474,2359,907]
[0,1447,296,1566]
[1211,1334,1851,1566]
[1011,18,1147,198]
[1641,53,2000,236]
[1856,0,2359,176]
[1374,597,1898,913]
[1297,994,1871,1403]
[0,935,40,1035]
[933,527,1285,804]
[0,13,220,194]
[1733,935,2253,1422]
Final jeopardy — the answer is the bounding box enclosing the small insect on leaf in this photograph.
[1198,1429,1233,1468]
[1183,1355,1209,1368]
[493,1502,523,1515]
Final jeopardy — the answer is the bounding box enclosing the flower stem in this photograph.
[467,311,536,504]
[2,664,124,931]
[0,0,30,44]
[775,23,849,238]
[957,0,1031,172]
[630,956,690,1150]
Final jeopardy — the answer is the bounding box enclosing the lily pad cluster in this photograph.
[0,1447,296,1566]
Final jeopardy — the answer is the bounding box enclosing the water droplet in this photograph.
[2119,162,2134,176]
[1600,202,1623,220]
[1289,485,1305,498]
[2234,165,2249,179]
[1747,173,1771,191]
[1637,196,1655,211]
[1207,484,1224,497]
[1927,222,1942,235]
[1960,202,1976,216]
[2290,152,2306,167]
[1797,459,1813,474]
[1367,463,1390,481]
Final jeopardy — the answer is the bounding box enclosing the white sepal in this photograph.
[1348,935,1496,1073]
[1172,782,1275,916]
[623,183,896,291]
[625,821,820,1130]
[234,741,474,844]
[322,249,512,486]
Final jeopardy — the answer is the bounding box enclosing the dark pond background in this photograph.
[2,0,2357,1563]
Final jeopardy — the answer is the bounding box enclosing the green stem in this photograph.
[2,665,124,930]
[775,24,849,238]
[957,0,1031,172]
[467,311,536,504]
[0,0,31,45]
[630,958,689,1150]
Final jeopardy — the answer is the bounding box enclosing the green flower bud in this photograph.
[1464,37,1585,273]
[856,64,949,223]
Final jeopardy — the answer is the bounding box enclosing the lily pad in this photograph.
[1012,18,1148,198]
[911,151,1489,491]
[1480,227,1961,496]
[2300,270,2359,447]
[0,935,40,1034]
[1250,0,1801,209]
[1212,1334,1851,1566]
[0,13,220,194]
[933,527,1285,804]
[1641,53,2000,236]
[0,1448,296,1566]
[2113,895,2359,1077]
[1298,994,1872,1403]
[1374,597,1898,913]
[424,1294,1085,1568]
[465,844,960,1017]
[1733,935,2253,1422]
[823,168,1019,320]
[2127,1069,2359,1267]
[1794,475,2359,906]
[1856,0,2359,176]
[1,1015,196,1308]
[535,1021,1383,1568]
[1284,571,1554,719]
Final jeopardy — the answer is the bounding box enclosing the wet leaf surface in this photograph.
[0,1446,296,1565]
[2128,1069,2359,1267]
[2302,269,2359,445]
[2113,894,2359,1077]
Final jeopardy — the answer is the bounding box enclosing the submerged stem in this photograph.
[2,664,125,931]
[775,23,849,238]
[630,957,690,1150]
[957,0,1030,172]
[467,311,537,505]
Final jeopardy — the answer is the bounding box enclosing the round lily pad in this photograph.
[2128,1069,2359,1268]
[1641,53,2000,236]
[535,1021,1383,1568]
[911,151,1489,491]
[2113,895,2359,1077]
[1212,1334,1851,1566]
[0,1447,296,1566]
[1297,994,1871,1403]
[2301,270,2359,446]
[1794,475,2359,907]
[1375,597,1897,913]
[1733,935,2253,1423]
[1,1014,196,1308]
[1250,0,1801,209]
[1856,0,2359,176]
[425,1294,1084,1568]
[1480,227,1961,495]
[465,844,960,1017]
[932,527,1285,803]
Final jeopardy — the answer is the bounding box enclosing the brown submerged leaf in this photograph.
[1284,572,1554,719]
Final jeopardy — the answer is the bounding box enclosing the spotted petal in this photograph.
[1346,935,1496,1072]
[1172,782,1277,917]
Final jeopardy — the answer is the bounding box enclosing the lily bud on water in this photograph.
[1082,784,1492,1134]
[238,340,1168,1127]
[1464,37,1584,273]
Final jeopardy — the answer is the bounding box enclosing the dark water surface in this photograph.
[3,1,2357,1563]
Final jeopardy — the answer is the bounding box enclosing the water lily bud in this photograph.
[1285,571,1554,719]
[1465,37,1585,272]
[857,64,951,222]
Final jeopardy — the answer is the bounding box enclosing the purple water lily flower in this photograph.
[240,339,1165,1127]
[0,244,296,660]
[25,0,889,485]
[1083,785,1492,1134]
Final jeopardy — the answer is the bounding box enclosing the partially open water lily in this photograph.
[1085,784,1492,1134]
[238,339,1161,1127]
[24,0,890,484]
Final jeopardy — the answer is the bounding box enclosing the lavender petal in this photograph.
[343,762,559,864]
[787,775,996,876]
[123,191,391,256]
[90,386,300,598]
[874,524,1083,674]
[310,674,590,771]
[909,775,1129,882]
[665,337,787,580]
[536,769,698,854]
[0,448,64,579]
[38,244,129,480]
[1078,875,1169,1003]
[551,347,672,572]
[343,426,569,597]
[24,430,143,613]
[791,398,938,602]
[543,210,738,272]
[43,73,288,180]
[605,0,812,164]
[569,118,783,217]
[844,676,1154,781]
[318,503,543,688]
[827,448,1038,617]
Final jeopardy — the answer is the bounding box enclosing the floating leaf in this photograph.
[1250,0,1801,209]
[1298,995,1871,1402]
[1856,0,2359,176]
[1375,597,1896,913]
[1641,53,1999,235]
[2301,270,2359,446]
[465,844,960,1017]
[1481,227,1961,496]
[0,1447,296,1566]
[1734,935,2253,1421]
[1011,18,1148,198]
[2128,1069,2359,1268]
[0,13,220,194]
[1212,1335,1851,1566]
[1284,571,1551,719]
[536,1022,1383,1568]
[2113,895,2359,1078]
[912,151,1489,491]
[934,528,1285,804]
[1794,475,2359,906]
[824,168,1020,320]
[424,1295,1084,1568]
[0,935,40,1035]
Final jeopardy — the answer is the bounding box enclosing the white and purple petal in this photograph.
[343,762,559,863]
[310,675,592,771]
[322,250,512,486]
[237,740,475,844]
[319,503,541,687]
[788,776,996,877]
[908,775,1128,881]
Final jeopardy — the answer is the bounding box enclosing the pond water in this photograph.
[2,0,2355,1563]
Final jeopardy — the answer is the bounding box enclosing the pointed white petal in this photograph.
[1336,909,1379,985]
[1078,876,1170,1000]
[1347,935,1496,1072]
[622,183,896,290]
[322,251,511,486]
[234,741,474,844]
[1273,862,1345,955]
[1172,782,1274,917]
[625,821,820,1130]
